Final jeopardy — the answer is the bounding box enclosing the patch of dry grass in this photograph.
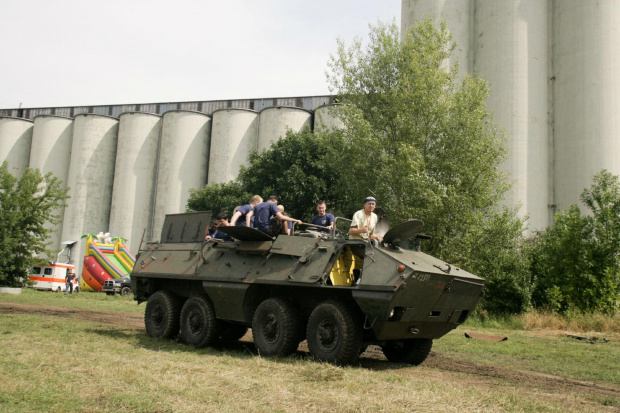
[519,311,620,334]
[0,312,600,413]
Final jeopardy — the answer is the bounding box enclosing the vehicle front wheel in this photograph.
[120,286,131,296]
[252,298,299,357]
[180,295,220,348]
[306,300,362,365]
[381,338,433,365]
[144,290,181,339]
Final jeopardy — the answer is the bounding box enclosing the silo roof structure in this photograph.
[208,108,258,185]
[313,104,345,134]
[257,106,312,152]
[0,116,33,178]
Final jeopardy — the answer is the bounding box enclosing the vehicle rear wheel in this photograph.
[218,322,249,342]
[381,338,433,365]
[252,298,299,357]
[180,295,220,348]
[56,287,61,293]
[120,286,131,296]
[306,300,362,365]
[144,290,181,339]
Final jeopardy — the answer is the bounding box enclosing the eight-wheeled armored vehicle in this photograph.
[131,211,484,365]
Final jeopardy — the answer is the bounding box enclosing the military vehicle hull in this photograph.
[131,212,484,365]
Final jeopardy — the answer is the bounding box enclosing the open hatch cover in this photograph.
[383,220,424,248]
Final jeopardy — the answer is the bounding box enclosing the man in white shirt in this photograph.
[349,196,383,243]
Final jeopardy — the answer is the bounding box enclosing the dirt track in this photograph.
[2,302,619,411]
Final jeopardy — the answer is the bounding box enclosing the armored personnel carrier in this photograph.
[131,211,484,365]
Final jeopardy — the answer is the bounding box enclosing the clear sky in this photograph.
[0,0,400,109]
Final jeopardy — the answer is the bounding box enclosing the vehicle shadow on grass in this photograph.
[86,327,405,371]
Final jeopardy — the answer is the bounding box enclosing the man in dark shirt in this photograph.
[310,200,335,233]
[230,195,263,227]
[205,212,232,241]
[246,196,302,236]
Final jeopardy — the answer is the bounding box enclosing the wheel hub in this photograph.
[317,320,338,351]
[261,314,279,343]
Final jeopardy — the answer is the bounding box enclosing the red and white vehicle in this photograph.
[29,262,79,293]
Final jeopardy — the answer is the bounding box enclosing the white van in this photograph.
[29,262,79,293]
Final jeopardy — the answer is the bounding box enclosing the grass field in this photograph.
[1,289,619,412]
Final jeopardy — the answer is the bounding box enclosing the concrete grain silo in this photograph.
[257,106,312,152]
[0,117,33,178]
[473,0,550,230]
[401,0,551,231]
[313,104,345,133]
[401,0,472,75]
[108,112,162,254]
[29,115,74,255]
[552,0,620,213]
[60,114,119,273]
[151,110,211,241]
[207,108,258,185]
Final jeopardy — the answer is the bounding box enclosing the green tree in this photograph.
[188,129,351,222]
[530,170,620,313]
[326,20,528,311]
[0,162,70,287]
[187,20,531,313]
[187,182,251,218]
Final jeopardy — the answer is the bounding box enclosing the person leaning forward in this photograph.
[349,196,383,243]
[230,195,263,227]
[246,196,302,236]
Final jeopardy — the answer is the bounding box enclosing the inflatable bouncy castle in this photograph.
[80,232,136,292]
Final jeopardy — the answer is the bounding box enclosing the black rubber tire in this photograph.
[180,295,220,348]
[306,300,362,365]
[381,338,433,365]
[218,322,249,342]
[252,298,300,357]
[120,286,132,296]
[106,292,114,296]
[144,290,181,339]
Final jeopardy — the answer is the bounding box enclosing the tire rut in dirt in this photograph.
[306,300,362,365]
[144,290,181,339]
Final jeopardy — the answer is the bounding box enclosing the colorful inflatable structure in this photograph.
[80,232,136,292]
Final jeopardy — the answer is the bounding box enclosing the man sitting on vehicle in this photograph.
[230,195,263,227]
[205,212,232,241]
[310,200,335,233]
[349,196,383,243]
[246,196,302,237]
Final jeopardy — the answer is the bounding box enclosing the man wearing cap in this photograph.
[349,196,383,242]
